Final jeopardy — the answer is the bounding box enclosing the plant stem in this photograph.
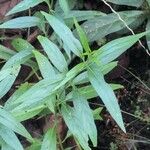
[56,114,64,150]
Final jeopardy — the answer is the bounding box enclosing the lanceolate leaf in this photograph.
[0,66,21,99]
[61,105,90,150]
[74,19,91,53]
[11,75,63,112]
[73,90,97,147]
[59,0,70,14]
[0,17,40,29]
[93,32,148,65]
[106,0,143,7]
[38,36,68,73]
[11,38,34,52]
[41,11,83,57]
[87,63,125,132]
[41,126,57,150]
[82,11,144,42]
[6,0,45,16]
[0,45,16,60]
[33,50,56,79]
[66,84,124,101]
[73,61,117,85]
[0,108,33,141]
[2,50,33,69]
[63,10,106,21]
[4,82,32,110]
[0,126,23,150]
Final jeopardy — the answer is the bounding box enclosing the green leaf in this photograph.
[0,125,23,150]
[26,139,41,150]
[2,50,33,69]
[41,126,57,150]
[66,84,124,101]
[6,0,45,16]
[41,11,83,57]
[59,0,70,14]
[0,17,40,29]
[4,82,32,110]
[34,11,46,34]
[73,61,117,85]
[0,66,20,99]
[87,63,125,132]
[94,32,148,65]
[11,76,63,112]
[0,108,33,142]
[63,10,106,22]
[147,0,150,6]
[73,90,97,147]
[12,63,84,112]
[93,107,103,120]
[74,19,91,53]
[38,36,68,73]
[33,50,56,79]
[1,140,14,150]
[11,38,34,52]
[0,45,16,60]
[61,105,90,150]
[13,106,44,122]
[82,11,144,42]
[106,0,143,7]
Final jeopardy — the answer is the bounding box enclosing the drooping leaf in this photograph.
[41,126,57,150]
[41,11,83,57]
[0,125,23,150]
[72,90,97,147]
[6,0,45,16]
[106,0,144,7]
[38,36,68,73]
[82,11,144,42]
[0,108,33,141]
[0,17,41,29]
[33,50,56,79]
[87,62,125,132]
[93,32,148,65]
[61,105,91,150]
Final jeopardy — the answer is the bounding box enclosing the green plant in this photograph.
[0,0,149,149]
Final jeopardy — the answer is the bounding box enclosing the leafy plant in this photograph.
[0,0,149,149]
